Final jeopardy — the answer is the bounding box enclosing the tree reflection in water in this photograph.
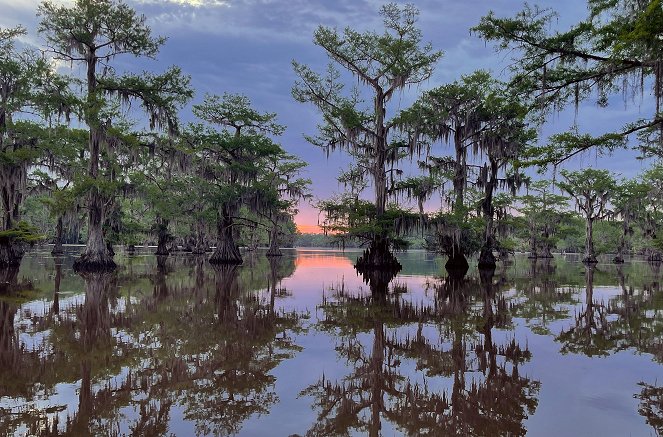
[302,268,539,436]
[0,255,303,436]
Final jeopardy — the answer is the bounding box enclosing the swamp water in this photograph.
[0,248,661,436]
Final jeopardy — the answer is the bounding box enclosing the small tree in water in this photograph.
[517,180,570,259]
[292,3,442,272]
[38,0,192,271]
[558,169,616,264]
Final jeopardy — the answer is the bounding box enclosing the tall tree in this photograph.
[558,169,616,263]
[292,3,442,272]
[38,0,192,271]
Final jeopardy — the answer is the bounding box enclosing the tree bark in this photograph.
[209,204,242,264]
[52,215,65,255]
[266,219,282,257]
[614,221,627,263]
[583,217,598,264]
[192,219,208,254]
[478,160,498,270]
[154,218,170,256]
[74,188,116,272]
[478,246,496,269]
[0,240,24,267]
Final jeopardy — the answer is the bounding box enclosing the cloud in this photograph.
[135,0,228,5]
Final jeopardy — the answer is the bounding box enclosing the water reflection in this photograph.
[0,250,661,435]
[303,268,539,436]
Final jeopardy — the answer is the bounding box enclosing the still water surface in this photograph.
[0,248,662,436]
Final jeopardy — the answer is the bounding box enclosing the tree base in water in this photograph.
[354,238,402,272]
[445,252,469,277]
[613,255,625,264]
[477,247,496,269]
[51,243,64,256]
[73,253,117,272]
[209,242,242,264]
[266,246,283,257]
[582,256,598,264]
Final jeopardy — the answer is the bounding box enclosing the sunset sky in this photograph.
[1,0,654,232]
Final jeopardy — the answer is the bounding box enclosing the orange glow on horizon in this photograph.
[296,223,325,234]
[294,253,353,269]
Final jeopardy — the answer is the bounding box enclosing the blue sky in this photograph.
[1,0,655,228]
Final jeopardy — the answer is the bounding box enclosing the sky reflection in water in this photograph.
[0,249,662,436]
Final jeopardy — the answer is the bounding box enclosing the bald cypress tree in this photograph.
[38,0,192,271]
[293,3,442,272]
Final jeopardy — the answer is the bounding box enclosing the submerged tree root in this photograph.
[73,253,117,272]
[209,242,242,265]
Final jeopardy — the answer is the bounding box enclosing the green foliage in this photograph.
[0,221,43,243]
[473,1,663,164]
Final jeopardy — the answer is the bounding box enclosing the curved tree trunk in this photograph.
[52,215,65,255]
[209,204,242,264]
[266,219,282,257]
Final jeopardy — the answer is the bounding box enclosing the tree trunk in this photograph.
[478,246,496,269]
[614,221,627,263]
[74,191,116,272]
[445,243,469,277]
[154,218,170,256]
[583,217,598,264]
[527,223,538,259]
[266,219,282,257]
[0,240,23,267]
[209,204,242,264]
[192,219,208,254]
[478,159,498,270]
[52,215,65,255]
